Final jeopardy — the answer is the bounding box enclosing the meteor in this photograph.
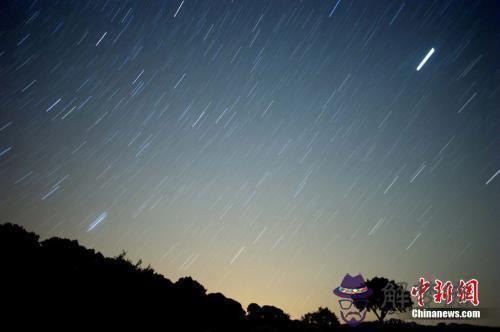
[416,48,435,71]
[88,212,108,232]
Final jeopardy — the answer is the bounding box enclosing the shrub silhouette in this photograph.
[205,292,245,327]
[302,307,340,330]
[247,302,292,330]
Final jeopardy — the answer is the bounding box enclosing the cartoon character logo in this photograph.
[333,274,372,327]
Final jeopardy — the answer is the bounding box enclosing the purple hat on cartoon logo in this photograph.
[334,273,373,299]
[334,274,372,327]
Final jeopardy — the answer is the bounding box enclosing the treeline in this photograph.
[0,222,328,330]
[0,223,494,331]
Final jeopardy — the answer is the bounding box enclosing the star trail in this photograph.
[0,0,498,324]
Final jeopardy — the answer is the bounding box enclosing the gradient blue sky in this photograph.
[0,0,498,325]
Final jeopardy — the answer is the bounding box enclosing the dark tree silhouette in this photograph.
[175,276,207,298]
[247,302,261,317]
[355,276,413,323]
[247,302,291,329]
[1,223,494,331]
[0,223,242,330]
[205,292,245,327]
[301,307,340,330]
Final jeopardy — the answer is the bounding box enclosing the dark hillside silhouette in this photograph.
[0,223,496,331]
[0,223,237,329]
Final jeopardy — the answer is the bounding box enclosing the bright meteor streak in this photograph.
[416,48,435,71]
[87,212,108,232]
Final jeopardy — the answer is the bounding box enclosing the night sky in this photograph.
[0,0,499,324]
